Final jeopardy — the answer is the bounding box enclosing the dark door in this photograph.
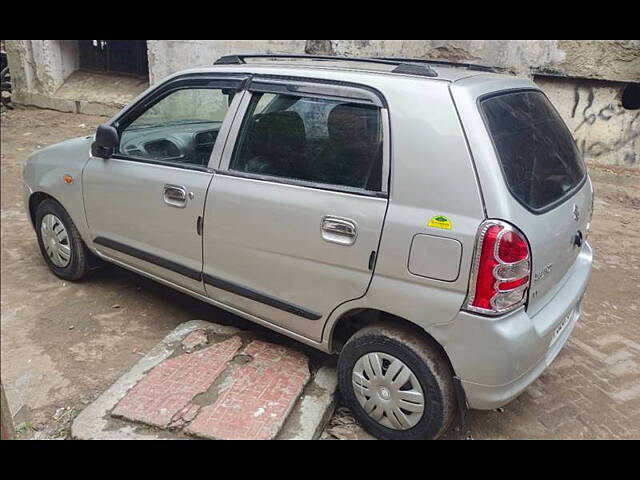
[78,40,148,78]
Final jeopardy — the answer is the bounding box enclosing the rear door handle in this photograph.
[321,216,357,245]
[163,184,188,208]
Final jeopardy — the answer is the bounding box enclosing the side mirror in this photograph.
[91,124,119,159]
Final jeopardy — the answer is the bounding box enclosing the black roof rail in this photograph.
[213,54,438,77]
[375,57,497,73]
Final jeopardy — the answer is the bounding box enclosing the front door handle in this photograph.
[321,216,357,245]
[163,184,188,208]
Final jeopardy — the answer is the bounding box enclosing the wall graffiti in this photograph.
[568,83,639,167]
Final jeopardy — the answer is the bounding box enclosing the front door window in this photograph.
[118,88,234,167]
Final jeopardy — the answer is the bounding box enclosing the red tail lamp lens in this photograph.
[497,230,528,263]
[466,220,531,315]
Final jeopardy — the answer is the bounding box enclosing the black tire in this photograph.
[35,198,92,281]
[338,323,456,440]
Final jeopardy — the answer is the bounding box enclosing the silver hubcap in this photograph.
[352,352,425,430]
[40,214,71,267]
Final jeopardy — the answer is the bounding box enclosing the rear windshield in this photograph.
[481,90,586,212]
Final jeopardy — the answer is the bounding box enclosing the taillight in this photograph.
[463,220,530,315]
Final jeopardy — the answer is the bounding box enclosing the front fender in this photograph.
[24,136,94,242]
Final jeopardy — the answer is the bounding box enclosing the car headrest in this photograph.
[327,103,374,144]
[247,110,306,159]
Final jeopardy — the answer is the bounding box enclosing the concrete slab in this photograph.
[278,366,338,440]
[55,71,148,109]
[71,320,337,440]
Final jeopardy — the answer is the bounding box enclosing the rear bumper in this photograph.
[433,242,592,410]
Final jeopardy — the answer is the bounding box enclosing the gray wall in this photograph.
[305,40,640,82]
[539,77,638,168]
[144,40,639,170]
[146,40,307,84]
[5,40,639,169]
[6,40,80,109]
[144,40,640,84]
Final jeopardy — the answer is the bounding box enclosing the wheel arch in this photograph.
[328,308,456,374]
[334,308,465,438]
[28,191,58,228]
[28,190,94,252]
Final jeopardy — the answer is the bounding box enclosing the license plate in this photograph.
[551,308,574,345]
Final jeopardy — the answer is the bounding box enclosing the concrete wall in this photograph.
[144,40,640,84]
[305,40,640,83]
[6,40,78,96]
[537,77,639,168]
[6,40,81,111]
[143,39,639,169]
[146,40,307,84]
[5,40,147,116]
[6,39,639,169]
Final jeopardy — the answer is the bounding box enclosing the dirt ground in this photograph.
[1,106,639,440]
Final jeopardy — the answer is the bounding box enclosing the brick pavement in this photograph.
[111,336,242,428]
[111,334,311,439]
[186,340,310,440]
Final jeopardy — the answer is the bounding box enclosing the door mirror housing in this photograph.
[91,124,119,158]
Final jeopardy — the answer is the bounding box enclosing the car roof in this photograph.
[112,58,535,126]
[173,58,496,84]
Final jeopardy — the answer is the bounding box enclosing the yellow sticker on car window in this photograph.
[428,215,452,230]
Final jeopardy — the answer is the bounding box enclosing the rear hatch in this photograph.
[478,89,592,315]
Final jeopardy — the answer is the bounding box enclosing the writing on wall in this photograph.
[538,77,639,168]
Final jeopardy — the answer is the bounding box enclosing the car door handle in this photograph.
[163,184,188,208]
[321,216,357,245]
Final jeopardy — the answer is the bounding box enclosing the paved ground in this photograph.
[72,321,337,440]
[1,106,639,440]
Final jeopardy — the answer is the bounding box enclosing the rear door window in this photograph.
[229,92,384,192]
[481,90,586,212]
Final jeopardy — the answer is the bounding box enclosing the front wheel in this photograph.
[338,323,456,440]
[35,199,92,281]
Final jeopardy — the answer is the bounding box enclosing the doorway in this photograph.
[78,40,149,79]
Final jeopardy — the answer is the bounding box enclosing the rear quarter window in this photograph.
[481,90,586,212]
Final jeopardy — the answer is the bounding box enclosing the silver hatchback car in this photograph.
[23,54,593,440]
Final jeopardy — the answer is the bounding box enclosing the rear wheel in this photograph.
[338,323,456,440]
[35,199,92,281]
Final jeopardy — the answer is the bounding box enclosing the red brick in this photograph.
[186,340,310,440]
[111,336,242,428]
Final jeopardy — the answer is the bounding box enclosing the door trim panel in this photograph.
[92,249,328,352]
[93,236,322,320]
[202,273,322,320]
[93,236,202,281]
